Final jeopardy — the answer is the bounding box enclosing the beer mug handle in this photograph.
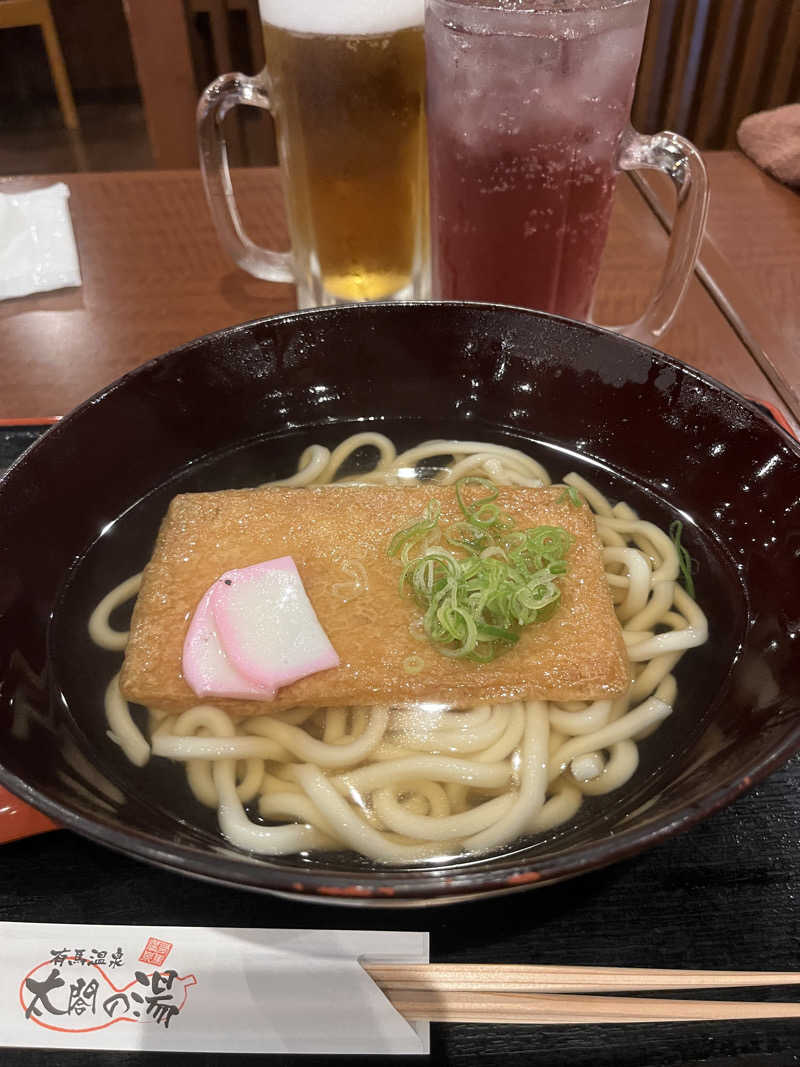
[611,129,709,342]
[197,72,294,283]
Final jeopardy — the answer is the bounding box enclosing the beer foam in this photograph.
[258,0,424,36]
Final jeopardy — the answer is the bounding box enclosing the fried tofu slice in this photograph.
[119,485,629,715]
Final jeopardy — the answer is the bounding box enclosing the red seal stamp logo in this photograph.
[138,939,173,968]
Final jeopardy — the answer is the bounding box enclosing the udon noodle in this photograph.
[89,436,708,864]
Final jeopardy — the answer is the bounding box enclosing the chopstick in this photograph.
[362,964,800,1025]
[380,989,800,1025]
[364,963,800,994]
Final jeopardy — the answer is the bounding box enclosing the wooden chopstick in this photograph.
[380,989,800,1025]
[364,963,800,994]
[362,965,800,1025]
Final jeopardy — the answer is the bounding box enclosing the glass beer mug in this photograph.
[198,0,428,309]
[426,0,710,341]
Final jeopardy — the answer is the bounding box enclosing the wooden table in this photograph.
[3,154,800,1067]
[0,151,797,428]
[637,152,800,423]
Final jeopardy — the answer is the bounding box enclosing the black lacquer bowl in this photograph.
[1,303,799,906]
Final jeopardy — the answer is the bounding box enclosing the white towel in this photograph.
[0,182,82,300]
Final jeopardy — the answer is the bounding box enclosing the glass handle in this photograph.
[614,129,709,343]
[197,72,294,283]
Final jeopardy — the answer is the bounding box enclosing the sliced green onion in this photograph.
[558,485,583,508]
[669,520,697,599]
[454,476,502,528]
[387,478,572,662]
[387,498,441,560]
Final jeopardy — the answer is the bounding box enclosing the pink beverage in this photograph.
[426,0,650,319]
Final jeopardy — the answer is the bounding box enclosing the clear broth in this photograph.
[51,418,744,872]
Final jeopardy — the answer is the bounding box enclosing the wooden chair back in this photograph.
[185,0,275,166]
[633,0,800,148]
[0,0,78,130]
[124,0,274,168]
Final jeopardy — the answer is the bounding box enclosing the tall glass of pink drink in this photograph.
[426,0,709,340]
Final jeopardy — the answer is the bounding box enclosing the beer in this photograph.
[260,1,427,305]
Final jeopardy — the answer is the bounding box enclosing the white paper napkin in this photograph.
[1,922,429,1055]
[0,182,82,300]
